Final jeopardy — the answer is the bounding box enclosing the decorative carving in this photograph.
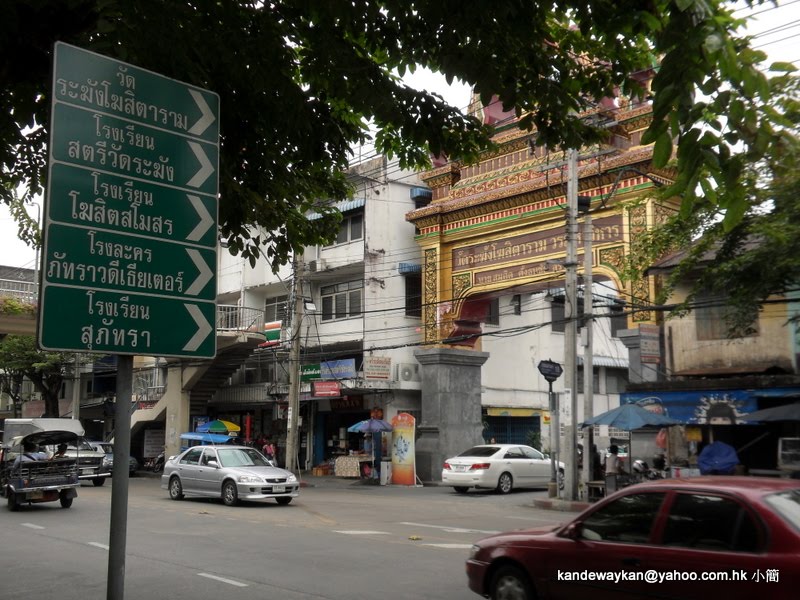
[599,246,625,276]
[452,273,472,300]
[424,248,438,342]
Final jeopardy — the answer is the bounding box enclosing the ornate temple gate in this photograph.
[406,99,678,481]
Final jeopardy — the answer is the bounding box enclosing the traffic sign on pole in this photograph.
[38,42,220,358]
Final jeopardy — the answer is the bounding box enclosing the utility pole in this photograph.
[284,256,303,473]
[582,211,594,495]
[564,148,580,501]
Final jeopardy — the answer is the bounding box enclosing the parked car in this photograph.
[88,441,139,476]
[161,445,299,506]
[442,444,563,494]
[466,476,800,600]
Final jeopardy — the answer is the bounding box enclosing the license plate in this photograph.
[273,485,285,493]
[453,465,467,472]
[81,468,93,475]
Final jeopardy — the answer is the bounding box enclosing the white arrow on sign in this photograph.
[185,195,214,242]
[187,89,216,136]
[183,304,213,352]
[186,141,214,188]
[185,248,214,296]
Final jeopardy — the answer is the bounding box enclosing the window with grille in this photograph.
[405,274,422,317]
[264,295,288,324]
[321,280,363,321]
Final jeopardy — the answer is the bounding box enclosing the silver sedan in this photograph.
[442,444,564,494]
[161,445,299,506]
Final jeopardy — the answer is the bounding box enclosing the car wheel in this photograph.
[496,472,513,494]
[222,481,239,506]
[7,490,18,511]
[275,497,292,505]
[558,469,565,491]
[92,477,106,487]
[59,491,73,508]
[453,486,469,494]
[168,476,184,500]
[490,565,534,600]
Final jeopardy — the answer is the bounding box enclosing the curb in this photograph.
[532,497,591,512]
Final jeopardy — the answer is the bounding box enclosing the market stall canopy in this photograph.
[196,419,241,434]
[581,403,681,430]
[742,402,800,422]
[347,419,393,433]
[180,432,233,444]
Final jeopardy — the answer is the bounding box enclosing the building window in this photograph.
[550,295,584,332]
[695,291,758,340]
[577,367,600,394]
[264,295,288,324]
[511,294,522,315]
[485,298,500,325]
[321,280,363,321]
[609,301,627,337]
[328,213,363,246]
[405,274,422,318]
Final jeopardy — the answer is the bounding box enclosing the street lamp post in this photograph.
[537,359,563,498]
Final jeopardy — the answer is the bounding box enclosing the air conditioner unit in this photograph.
[309,258,327,272]
[396,362,421,382]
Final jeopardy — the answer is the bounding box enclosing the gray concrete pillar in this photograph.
[413,347,489,482]
[618,328,660,384]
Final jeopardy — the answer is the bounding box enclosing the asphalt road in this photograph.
[0,475,569,599]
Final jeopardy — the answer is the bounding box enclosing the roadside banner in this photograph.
[391,412,416,485]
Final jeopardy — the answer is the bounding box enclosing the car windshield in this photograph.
[457,446,499,458]
[216,448,271,468]
[764,489,800,532]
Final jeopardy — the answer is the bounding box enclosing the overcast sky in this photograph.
[1,1,796,271]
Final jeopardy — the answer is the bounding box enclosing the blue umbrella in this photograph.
[581,403,680,430]
[347,418,393,433]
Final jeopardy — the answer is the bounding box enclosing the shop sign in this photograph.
[301,364,321,381]
[312,381,341,397]
[363,356,392,380]
[320,359,357,380]
[330,396,362,410]
[639,324,661,363]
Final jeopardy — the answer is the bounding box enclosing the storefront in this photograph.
[482,407,542,446]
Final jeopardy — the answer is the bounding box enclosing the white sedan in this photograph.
[442,444,563,494]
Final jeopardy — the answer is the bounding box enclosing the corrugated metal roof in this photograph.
[307,198,366,221]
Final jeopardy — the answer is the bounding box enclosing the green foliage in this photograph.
[0,335,74,417]
[1,0,795,278]
[0,295,36,316]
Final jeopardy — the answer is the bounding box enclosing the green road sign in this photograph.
[39,42,219,358]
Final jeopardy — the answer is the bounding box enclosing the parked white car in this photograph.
[442,444,564,494]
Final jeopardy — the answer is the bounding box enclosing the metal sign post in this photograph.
[537,359,563,498]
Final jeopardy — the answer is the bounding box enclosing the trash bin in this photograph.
[380,459,392,485]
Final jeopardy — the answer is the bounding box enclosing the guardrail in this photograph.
[216,304,265,333]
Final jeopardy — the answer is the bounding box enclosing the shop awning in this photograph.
[578,355,629,369]
[487,407,540,417]
[306,197,366,220]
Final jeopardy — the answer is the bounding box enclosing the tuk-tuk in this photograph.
[1,419,83,511]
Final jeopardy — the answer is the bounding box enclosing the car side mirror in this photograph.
[207,460,218,468]
[563,522,583,540]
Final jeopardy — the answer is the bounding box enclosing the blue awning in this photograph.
[307,198,366,221]
[398,262,422,275]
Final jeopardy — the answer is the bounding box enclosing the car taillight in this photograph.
[470,463,491,471]
[443,462,452,470]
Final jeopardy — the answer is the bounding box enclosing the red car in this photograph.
[467,476,800,600]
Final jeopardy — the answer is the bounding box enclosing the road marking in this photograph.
[399,522,500,535]
[198,573,248,587]
[333,530,390,535]
[22,523,45,530]
[88,542,109,550]
[421,543,474,549]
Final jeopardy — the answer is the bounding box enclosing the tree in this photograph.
[2,1,795,296]
[0,335,75,417]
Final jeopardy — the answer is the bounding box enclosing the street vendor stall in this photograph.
[334,454,373,477]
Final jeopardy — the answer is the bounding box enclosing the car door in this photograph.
[175,447,204,494]
[521,446,551,484]
[502,446,534,486]
[544,491,668,600]
[195,447,224,494]
[646,491,791,600]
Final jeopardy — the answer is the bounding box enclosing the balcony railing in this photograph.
[216,304,265,333]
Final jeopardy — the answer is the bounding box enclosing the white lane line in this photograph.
[22,523,45,530]
[88,542,109,550]
[399,522,500,535]
[333,530,390,535]
[197,573,248,588]
[421,543,474,549]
